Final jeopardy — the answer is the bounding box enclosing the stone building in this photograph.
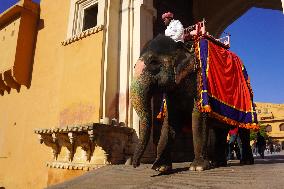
[255,102,284,147]
[0,0,283,188]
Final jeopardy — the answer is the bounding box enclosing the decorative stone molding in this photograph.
[46,161,104,171]
[61,25,104,46]
[35,122,137,170]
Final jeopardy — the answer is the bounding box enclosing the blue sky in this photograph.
[1,1,283,103]
[0,0,40,12]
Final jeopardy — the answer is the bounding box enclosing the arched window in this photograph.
[265,125,272,132]
[279,123,284,131]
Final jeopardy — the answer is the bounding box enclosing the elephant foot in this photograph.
[152,164,172,173]
[190,158,211,171]
[132,156,140,168]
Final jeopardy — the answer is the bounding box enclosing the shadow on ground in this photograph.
[254,154,284,164]
[151,167,190,177]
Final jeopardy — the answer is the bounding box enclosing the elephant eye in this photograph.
[150,59,160,66]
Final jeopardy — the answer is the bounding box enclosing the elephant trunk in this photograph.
[130,72,153,168]
[132,118,152,167]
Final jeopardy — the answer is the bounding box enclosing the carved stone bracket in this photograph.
[34,123,136,170]
[37,132,60,160]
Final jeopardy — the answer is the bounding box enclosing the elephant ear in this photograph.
[174,50,197,84]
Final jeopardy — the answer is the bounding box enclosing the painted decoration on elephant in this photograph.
[196,38,259,130]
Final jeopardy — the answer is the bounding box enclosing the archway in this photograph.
[266,125,272,132]
[153,0,282,37]
[280,123,284,131]
[191,0,283,37]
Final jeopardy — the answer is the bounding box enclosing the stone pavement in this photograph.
[47,151,284,189]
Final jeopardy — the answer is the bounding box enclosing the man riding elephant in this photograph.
[162,11,184,43]
[130,14,257,173]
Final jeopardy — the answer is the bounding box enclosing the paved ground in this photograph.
[47,151,284,189]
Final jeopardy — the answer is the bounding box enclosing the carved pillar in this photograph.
[118,0,156,132]
[101,0,120,120]
[118,0,133,125]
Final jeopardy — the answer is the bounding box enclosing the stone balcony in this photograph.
[34,122,137,171]
[0,0,40,94]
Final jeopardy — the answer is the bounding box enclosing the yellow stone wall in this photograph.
[256,102,284,118]
[255,102,284,142]
[0,0,104,188]
[59,32,103,127]
[47,169,86,187]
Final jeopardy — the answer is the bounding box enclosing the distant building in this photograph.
[255,102,284,148]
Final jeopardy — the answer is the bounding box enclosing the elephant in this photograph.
[130,34,253,172]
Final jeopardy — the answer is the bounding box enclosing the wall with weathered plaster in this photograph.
[0,0,104,188]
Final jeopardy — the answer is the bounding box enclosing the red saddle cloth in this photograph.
[195,37,259,130]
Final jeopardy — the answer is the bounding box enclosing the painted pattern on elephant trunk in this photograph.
[131,65,154,167]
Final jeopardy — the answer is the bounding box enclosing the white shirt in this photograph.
[165,19,184,43]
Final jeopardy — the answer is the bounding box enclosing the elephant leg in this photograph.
[190,106,210,171]
[206,127,216,165]
[152,110,175,172]
[131,74,153,168]
[208,126,229,167]
[239,128,254,165]
[216,127,229,166]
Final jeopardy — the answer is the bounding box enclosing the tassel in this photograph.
[157,95,167,119]
[200,105,211,113]
[203,105,212,112]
